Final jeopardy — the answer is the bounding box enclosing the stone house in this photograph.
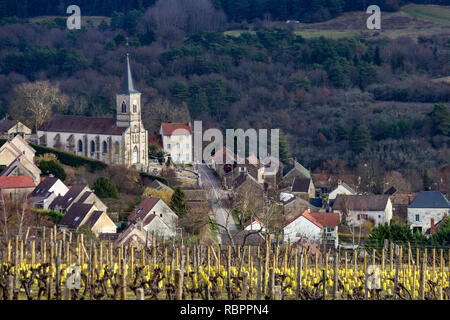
[0,119,32,140]
[49,184,107,214]
[279,159,311,189]
[407,191,450,234]
[290,176,315,201]
[0,175,36,201]
[328,181,356,203]
[283,210,323,244]
[233,172,265,217]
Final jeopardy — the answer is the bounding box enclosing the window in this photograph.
[185,154,190,161]
[121,101,127,113]
[186,144,190,149]
[102,141,107,153]
[177,143,180,149]
[415,214,420,222]
[132,146,139,164]
[77,140,83,152]
[137,208,143,214]
[167,144,171,149]
[90,140,96,153]
[74,216,80,222]
[133,103,137,113]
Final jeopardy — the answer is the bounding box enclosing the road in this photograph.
[197,164,237,244]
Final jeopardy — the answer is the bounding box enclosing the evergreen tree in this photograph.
[93,177,119,199]
[422,169,431,190]
[38,160,66,181]
[349,124,371,153]
[278,129,291,165]
[170,187,188,216]
[428,103,450,136]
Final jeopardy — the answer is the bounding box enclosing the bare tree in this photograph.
[10,81,68,132]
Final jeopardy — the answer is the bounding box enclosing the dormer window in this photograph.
[74,216,80,222]
[121,101,127,113]
[137,208,143,214]
[67,197,73,203]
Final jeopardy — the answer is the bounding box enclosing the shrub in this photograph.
[38,160,67,181]
[93,177,119,199]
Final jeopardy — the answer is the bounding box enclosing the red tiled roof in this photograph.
[39,115,126,135]
[211,146,235,163]
[0,176,35,189]
[309,212,340,227]
[161,123,191,135]
[284,209,323,228]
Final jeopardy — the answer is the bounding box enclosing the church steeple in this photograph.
[119,53,140,95]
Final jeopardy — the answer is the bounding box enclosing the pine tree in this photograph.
[170,187,188,216]
[349,124,371,153]
[422,169,431,190]
[429,103,450,136]
[278,129,291,165]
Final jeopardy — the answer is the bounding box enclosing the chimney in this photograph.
[408,196,411,205]
[430,218,435,234]
[338,179,342,185]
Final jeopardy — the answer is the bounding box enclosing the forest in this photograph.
[0,0,449,194]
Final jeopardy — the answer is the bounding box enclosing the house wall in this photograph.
[147,200,179,230]
[10,136,35,160]
[91,213,117,236]
[235,180,264,215]
[144,217,176,238]
[1,187,34,201]
[0,146,19,167]
[244,221,265,232]
[283,216,322,244]
[328,184,355,200]
[161,132,192,164]
[407,207,449,234]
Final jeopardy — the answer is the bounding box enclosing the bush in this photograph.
[38,160,67,181]
[93,177,119,199]
[32,209,64,224]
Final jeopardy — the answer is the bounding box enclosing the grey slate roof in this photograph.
[408,191,450,209]
[292,177,311,193]
[119,54,140,94]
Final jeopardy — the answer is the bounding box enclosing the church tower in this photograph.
[116,54,148,169]
[116,53,141,128]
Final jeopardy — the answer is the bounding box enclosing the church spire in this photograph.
[120,53,140,94]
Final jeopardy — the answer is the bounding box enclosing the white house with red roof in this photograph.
[243,217,266,232]
[160,122,192,164]
[283,209,323,244]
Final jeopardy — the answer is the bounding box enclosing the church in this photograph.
[37,54,149,171]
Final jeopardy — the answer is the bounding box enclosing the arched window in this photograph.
[90,140,95,153]
[102,141,107,153]
[121,101,127,113]
[114,141,120,154]
[133,103,137,113]
[132,146,138,164]
[77,140,83,152]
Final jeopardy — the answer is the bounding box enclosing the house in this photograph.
[407,191,450,234]
[49,184,107,214]
[0,135,37,168]
[282,195,321,218]
[0,176,36,200]
[332,194,393,227]
[128,196,178,237]
[58,203,117,236]
[309,212,340,248]
[37,54,149,170]
[114,223,148,248]
[233,172,265,216]
[290,177,315,201]
[160,122,192,164]
[0,119,32,139]
[30,177,69,209]
[0,153,41,185]
[390,191,417,225]
[279,158,311,189]
[243,217,265,232]
[328,180,356,204]
[283,209,323,244]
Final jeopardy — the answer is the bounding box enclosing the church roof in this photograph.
[39,115,126,135]
[119,53,140,95]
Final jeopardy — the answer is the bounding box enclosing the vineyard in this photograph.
[0,228,449,300]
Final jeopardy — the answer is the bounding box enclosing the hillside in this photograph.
[0,3,448,195]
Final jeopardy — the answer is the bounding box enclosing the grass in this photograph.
[225,4,450,40]
[402,4,450,24]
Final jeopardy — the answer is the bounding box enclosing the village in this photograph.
[0,54,448,257]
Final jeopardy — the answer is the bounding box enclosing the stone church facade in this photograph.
[37,54,148,171]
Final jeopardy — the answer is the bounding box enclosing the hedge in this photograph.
[32,208,64,224]
[30,143,107,171]
[0,138,106,171]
